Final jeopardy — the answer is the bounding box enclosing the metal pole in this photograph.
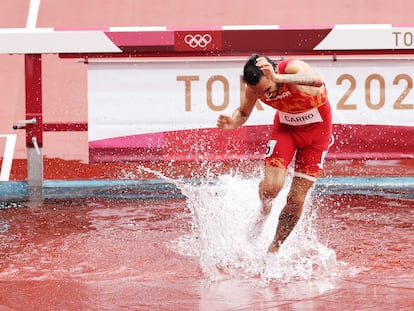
[24,54,44,201]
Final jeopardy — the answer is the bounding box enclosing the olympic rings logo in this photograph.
[184,34,212,48]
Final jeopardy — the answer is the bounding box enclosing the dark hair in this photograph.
[243,54,276,86]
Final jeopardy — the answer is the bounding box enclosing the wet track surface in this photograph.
[0,176,413,310]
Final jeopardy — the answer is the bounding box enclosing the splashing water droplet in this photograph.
[0,220,9,233]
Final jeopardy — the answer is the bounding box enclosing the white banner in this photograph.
[88,58,414,141]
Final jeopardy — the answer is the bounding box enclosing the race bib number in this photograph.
[278,107,323,126]
[265,140,277,158]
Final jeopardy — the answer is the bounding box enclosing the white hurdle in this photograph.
[0,134,17,182]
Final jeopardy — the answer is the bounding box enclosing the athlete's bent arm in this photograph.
[216,87,257,130]
[256,57,323,88]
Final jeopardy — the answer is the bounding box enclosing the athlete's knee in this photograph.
[259,179,284,215]
[286,191,307,211]
[285,176,314,211]
[260,178,283,200]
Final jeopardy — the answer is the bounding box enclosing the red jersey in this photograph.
[260,58,333,179]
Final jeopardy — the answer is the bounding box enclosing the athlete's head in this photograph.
[243,54,276,86]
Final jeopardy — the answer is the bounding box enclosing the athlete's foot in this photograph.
[267,240,281,254]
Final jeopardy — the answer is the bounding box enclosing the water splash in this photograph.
[139,166,344,283]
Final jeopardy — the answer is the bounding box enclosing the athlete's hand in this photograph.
[256,57,277,81]
[217,114,235,130]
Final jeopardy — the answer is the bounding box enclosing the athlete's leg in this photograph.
[268,175,314,253]
[250,120,295,241]
[249,166,287,240]
[259,166,287,214]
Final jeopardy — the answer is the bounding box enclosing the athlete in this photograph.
[216,54,332,253]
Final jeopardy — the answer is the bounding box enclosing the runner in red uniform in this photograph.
[217,54,332,253]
